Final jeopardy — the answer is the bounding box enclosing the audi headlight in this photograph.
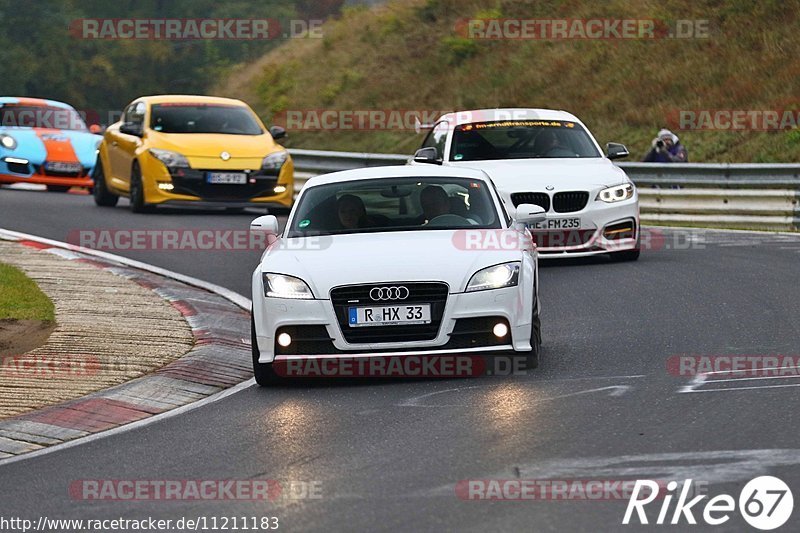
[262,273,314,299]
[597,183,634,203]
[262,150,288,171]
[149,148,189,168]
[0,134,17,150]
[466,262,520,292]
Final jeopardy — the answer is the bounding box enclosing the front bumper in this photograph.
[531,197,639,257]
[252,280,534,363]
[0,158,94,187]
[140,154,294,207]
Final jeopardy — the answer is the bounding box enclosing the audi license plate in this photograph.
[348,304,431,327]
[207,172,247,185]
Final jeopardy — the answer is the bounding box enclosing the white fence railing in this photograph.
[288,149,800,231]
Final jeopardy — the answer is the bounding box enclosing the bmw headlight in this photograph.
[262,273,314,299]
[466,262,520,292]
[0,134,17,150]
[261,150,288,171]
[149,148,189,168]
[597,183,634,203]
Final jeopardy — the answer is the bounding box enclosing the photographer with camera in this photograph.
[642,128,688,162]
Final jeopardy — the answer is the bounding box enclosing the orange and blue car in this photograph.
[0,97,102,192]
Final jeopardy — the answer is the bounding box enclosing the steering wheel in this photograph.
[426,214,472,227]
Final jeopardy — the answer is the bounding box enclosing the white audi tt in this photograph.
[249,166,545,385]
[413,108,640,260]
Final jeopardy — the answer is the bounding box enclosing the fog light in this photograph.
[4,157,29,165]
[157,182,174,191]
[274,185,287,194]
[493,322,509,338]
[277,332,292,347]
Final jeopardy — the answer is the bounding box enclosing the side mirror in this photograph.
[119,122,143,137]
[512,203,547,226]
[606,142,630,160]
[250,215,280,235]
[413,147,442,165]
[269,126,287,140]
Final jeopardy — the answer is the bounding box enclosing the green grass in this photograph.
[219,0,800,162]
[0,263,55,322]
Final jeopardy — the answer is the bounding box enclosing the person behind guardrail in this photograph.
[642,128,688,162]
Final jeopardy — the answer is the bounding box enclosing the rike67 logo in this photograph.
[623,476,793,530]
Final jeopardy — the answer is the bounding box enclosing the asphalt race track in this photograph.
[2,188,800,531]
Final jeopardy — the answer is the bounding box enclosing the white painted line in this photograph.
[679,366,800,393]
[700,365,800,377]
[678,372,708,393]
[0,379,255,468]
[399,384,632,408]
[682,383,800,393]
[702,374,800,384]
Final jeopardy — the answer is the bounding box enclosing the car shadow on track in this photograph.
[252,352,546,390]
[538,255,612,268]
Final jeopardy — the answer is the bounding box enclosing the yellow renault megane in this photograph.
[93,95,293,213]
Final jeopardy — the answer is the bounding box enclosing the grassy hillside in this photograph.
[219,0,800,162]
[0,0,347,119]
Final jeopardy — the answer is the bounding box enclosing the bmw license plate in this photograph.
[348,304,431,327]
[207,172,247,184]
[533,217,581,230]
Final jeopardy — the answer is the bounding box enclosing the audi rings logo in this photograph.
[370,286,410,301]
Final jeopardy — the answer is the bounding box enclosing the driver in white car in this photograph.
[420,185,450,223]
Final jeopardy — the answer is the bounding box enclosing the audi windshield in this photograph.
[287,177,503,238]
[450,120,601,161]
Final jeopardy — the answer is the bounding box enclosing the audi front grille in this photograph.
[329,282,449,344]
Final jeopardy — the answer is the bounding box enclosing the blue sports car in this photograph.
[0,97,102,192]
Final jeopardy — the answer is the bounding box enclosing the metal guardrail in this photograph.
[288,149,800,230]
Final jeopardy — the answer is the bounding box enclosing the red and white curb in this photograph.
[0,229,255,464]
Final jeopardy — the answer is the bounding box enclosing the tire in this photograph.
[252,313,280,386]
[526,294,542,370]
[129,163,152,213]
[46,185,71,193]
[92,160,119,207]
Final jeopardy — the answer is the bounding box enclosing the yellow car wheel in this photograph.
[129,162,152,214]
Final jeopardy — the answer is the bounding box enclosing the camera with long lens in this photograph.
[656,140,665,149]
